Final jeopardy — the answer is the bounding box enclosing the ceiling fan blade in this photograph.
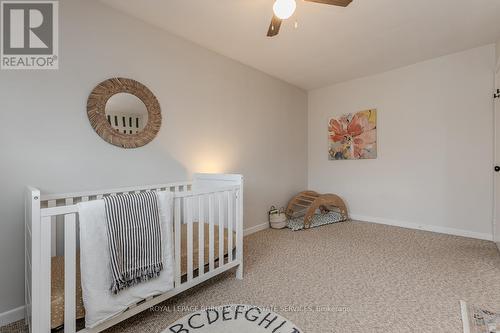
[304,0,352,7]
[267,15,282,37]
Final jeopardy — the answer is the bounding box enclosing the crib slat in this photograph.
[174,198,181,287]
[62,198,74,257]
[218,192,224,267]
[48,200,56,257]
[198,195,205,276]
[64,213,77,333]
[236,189,244,279]
[186,198,193,282]
[80,196,88,247]
[227,191,233,262]
[208,194,215,271]
[40,217,52,333]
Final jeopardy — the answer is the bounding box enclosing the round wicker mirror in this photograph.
[87,78,161,148]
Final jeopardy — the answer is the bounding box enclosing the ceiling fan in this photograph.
[267,0,353,37]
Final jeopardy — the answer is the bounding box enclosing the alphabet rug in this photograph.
[165,304,303,333]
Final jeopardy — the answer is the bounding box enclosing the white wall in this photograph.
[308,45,496,240]
[496,40,500,67]
[0,0,307,315]
[496,40,500,250]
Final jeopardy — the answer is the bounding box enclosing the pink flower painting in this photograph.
[328,109,377,160]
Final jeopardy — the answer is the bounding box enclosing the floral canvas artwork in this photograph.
[328,109,377,160]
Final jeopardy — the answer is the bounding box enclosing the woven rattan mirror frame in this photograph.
[87,78,161,148]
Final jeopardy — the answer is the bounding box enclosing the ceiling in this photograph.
[100,0,500,90]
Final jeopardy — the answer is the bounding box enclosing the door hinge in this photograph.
[495,89,500,99]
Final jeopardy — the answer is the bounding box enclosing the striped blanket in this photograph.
[104,191,163,294]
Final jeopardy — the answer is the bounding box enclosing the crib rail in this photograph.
[25,187,40,333]
[25,175,243,333]
[40,181,192,202]
[41,182,191,258]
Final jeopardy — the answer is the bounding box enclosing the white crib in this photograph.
[25,173,244,333]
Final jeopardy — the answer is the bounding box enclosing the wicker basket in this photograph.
[269,206,287,229]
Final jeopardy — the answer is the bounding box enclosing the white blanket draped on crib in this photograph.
[78,191,174,328]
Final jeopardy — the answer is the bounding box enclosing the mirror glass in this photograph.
[105,93,148,135]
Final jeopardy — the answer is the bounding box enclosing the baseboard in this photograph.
[0,306,24,327]
[350,214,493,241]
[244,222,269,236]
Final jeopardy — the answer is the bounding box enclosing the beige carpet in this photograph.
[109,221,500,333]
[2,221,500,333]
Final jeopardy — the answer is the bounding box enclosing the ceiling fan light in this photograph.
[273,0,296,20]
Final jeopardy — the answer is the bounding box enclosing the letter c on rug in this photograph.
[188,313,204,329]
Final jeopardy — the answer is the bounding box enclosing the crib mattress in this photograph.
[51,223,236,329]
